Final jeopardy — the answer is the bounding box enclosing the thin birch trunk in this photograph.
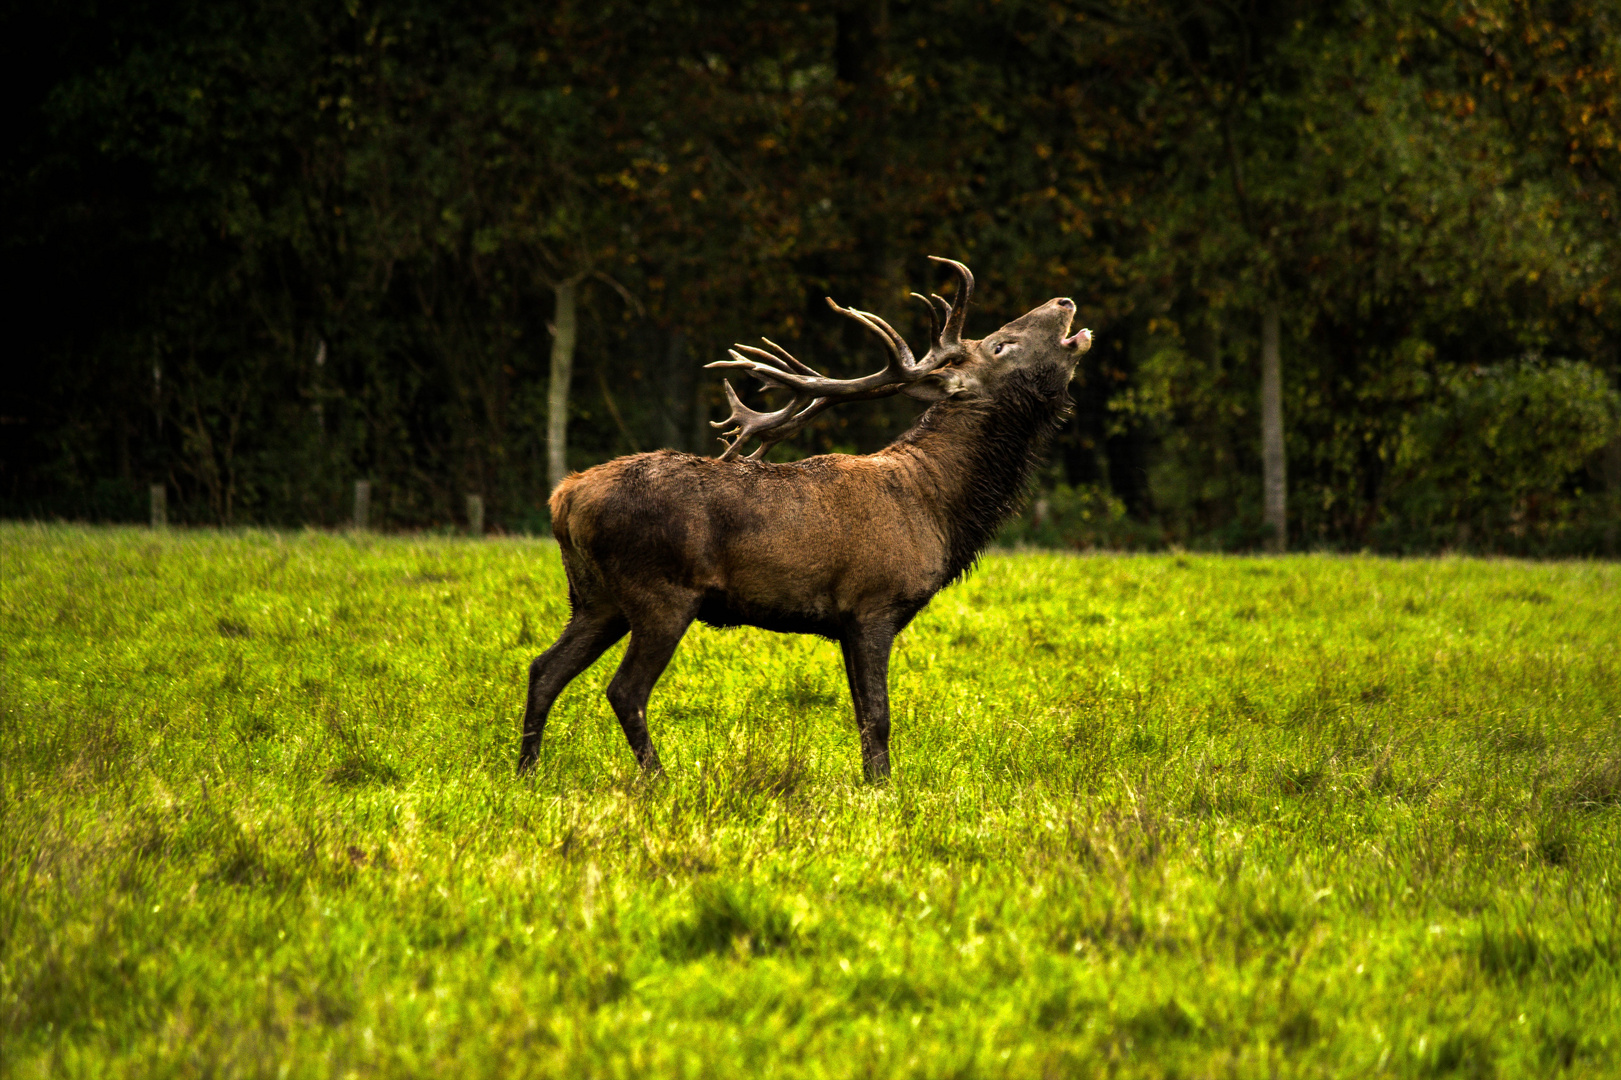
[547,278,579,491]
[1261,299,1287,552]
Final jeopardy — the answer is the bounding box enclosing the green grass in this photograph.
[2,523,1618,1078]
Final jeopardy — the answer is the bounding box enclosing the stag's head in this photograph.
[900,261,1091,406]
[709,257,1092,460]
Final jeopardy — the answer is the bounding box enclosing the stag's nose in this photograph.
[1055,298,1075,310]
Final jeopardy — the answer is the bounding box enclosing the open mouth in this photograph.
[1057,307,1092,353]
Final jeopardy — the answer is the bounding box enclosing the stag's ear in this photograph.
[901,368,973,402]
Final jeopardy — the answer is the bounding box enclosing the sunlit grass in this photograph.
[2,523,1617,1077]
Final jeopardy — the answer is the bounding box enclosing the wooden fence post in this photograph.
[466,494,484,536]
[150,484,167,529]
[353,480,371,531]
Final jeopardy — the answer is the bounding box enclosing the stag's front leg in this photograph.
[605,596,699,773]
[840,623,896,782]
[518,609,629,774]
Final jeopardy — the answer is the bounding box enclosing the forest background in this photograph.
[4,0,1619,555]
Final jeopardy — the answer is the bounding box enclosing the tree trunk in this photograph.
[1260,299,1287,552]
[547,278,579,491]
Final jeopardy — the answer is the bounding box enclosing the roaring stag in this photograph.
[519,258,1091,780]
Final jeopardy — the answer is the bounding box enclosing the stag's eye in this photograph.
[993,341,1010,356]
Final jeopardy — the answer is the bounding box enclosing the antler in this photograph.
[707,257,975,461]
[913,254,974,355]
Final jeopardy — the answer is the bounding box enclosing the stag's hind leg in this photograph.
[605,592,701,773]
[518,608,629,774]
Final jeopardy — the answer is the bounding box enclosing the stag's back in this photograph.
[549,448,950,633]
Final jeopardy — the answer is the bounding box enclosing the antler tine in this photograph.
[758,337,821,377]
[824,297,920,374]
[709,333,911,400]
[925,256,974,345]
[709,348,805,394]
[713,393,840,463]
[910,292,944,347]
[722,340,822,382]
[710,379,823,462]
[712,378,790,434]
[750,397,838,459]
[731,344,800,376]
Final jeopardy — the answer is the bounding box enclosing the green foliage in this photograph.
[994,478,1140,549]
[1383,359,1621,552]
[5,0,1619,550]
[3,525,1618,1075]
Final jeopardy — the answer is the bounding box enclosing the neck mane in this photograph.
[889,369,1073,584]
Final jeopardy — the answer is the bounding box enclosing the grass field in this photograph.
[2,524,1618,1078]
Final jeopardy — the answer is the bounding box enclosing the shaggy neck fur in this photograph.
[890,366,1074,585]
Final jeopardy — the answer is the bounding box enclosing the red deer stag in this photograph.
[518,258,1091,781]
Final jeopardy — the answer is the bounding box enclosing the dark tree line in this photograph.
[5,0,1618,553]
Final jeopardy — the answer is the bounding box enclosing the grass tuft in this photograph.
[2,526,1616,1077]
